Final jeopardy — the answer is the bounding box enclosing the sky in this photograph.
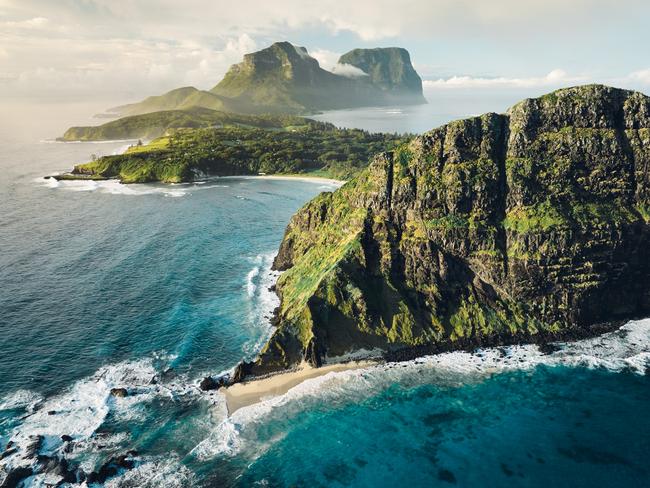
[2,0,650,104]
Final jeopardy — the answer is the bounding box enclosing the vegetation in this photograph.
[67,122,411,183]
[59,107,315,141]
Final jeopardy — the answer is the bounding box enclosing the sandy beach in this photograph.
[223,360,375,415]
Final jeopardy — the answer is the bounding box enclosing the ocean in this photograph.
[1,94,649,487]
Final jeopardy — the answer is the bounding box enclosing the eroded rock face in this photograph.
[337,47,425,100]
[240,85,650,377]
[211,42,427,112]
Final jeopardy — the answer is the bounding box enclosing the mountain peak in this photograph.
[338,47,423,94]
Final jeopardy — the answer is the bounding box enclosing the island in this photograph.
[53,119,411,183]
[231,85,650,379]
[107,42,426,118]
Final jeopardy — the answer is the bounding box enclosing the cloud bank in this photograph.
[1,0,650,101]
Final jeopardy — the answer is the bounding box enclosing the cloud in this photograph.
[309,48,340,71]
[330,63,368,78]
[423,69,587,89]
[1,0,650,101]
[624,69,650,85]
[3,16,48,28]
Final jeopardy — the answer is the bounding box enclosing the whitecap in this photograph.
[0,389,43,412]
[105,455,196,488]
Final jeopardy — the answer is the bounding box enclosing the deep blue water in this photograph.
[0,102,649,487]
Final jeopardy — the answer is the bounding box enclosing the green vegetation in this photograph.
[66,123,411,183]
[240,84,650,377]
[503,200,567,233]
[59,107,313,141]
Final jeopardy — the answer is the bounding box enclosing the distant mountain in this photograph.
[108,42,426,117]
[337,47,425,101]
[107,86,249,118]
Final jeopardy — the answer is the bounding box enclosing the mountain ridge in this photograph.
[106,41,426,117]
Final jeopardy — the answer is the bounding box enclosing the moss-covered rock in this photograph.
[239,85,650,378]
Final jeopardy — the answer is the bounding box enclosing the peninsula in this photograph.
[233,85,650,379]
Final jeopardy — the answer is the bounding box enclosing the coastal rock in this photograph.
[85,454,136,484]
[0,466,32,488]
[243,85,650,376]
[199,376,226,391]
[109,387,128,398]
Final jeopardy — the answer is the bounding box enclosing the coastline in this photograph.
[223,360,376,415]
[223,174,345,185]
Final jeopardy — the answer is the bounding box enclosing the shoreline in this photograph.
[222,174,345,185]
[223,360,376,415]
[45,173,346,186]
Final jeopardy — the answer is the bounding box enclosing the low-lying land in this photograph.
[54,122,411,183]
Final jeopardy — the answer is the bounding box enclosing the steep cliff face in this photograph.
[211,42,426,112]
[338,47,425,101]
[238,85,650,377]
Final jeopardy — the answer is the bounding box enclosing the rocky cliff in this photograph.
[105,42,426,118]
[211,42,426,112]
[338,47,425,103]
[236,85,650,378]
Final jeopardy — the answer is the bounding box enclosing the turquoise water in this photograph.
[1,103,649,487]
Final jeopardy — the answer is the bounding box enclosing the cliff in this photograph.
[211,42,426,112]
[338,47,425,103]
[104,42,426,119]
[236,85,650,378]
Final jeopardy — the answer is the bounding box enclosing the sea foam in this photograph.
[193,318,650,460]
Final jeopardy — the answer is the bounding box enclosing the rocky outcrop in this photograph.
[239,85,650,377]
[337,47,425,103]
[211,42,426,112]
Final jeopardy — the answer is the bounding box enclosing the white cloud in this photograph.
[330,63,368,78]
[309,48,340,71]
[423,69,587,89]
[1,0,649,101]
[624,69,650,85]
[3,16,48,28]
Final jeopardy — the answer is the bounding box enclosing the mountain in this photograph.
[107,42,426,117]
[234,85,650,378]
[337,47,425,102]
[107,86,249,117]
[211,41,425,112]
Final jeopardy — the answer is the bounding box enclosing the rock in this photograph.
[199,376,226,391]
[60,435,73,443]
[109,387,128,398]
[248,85,650,376]
[86,454,135,484]
[23,435,43,458]
[0,448,16,460]
[0,466,33,488]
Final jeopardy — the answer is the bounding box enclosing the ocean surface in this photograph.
[1,96,649,487]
